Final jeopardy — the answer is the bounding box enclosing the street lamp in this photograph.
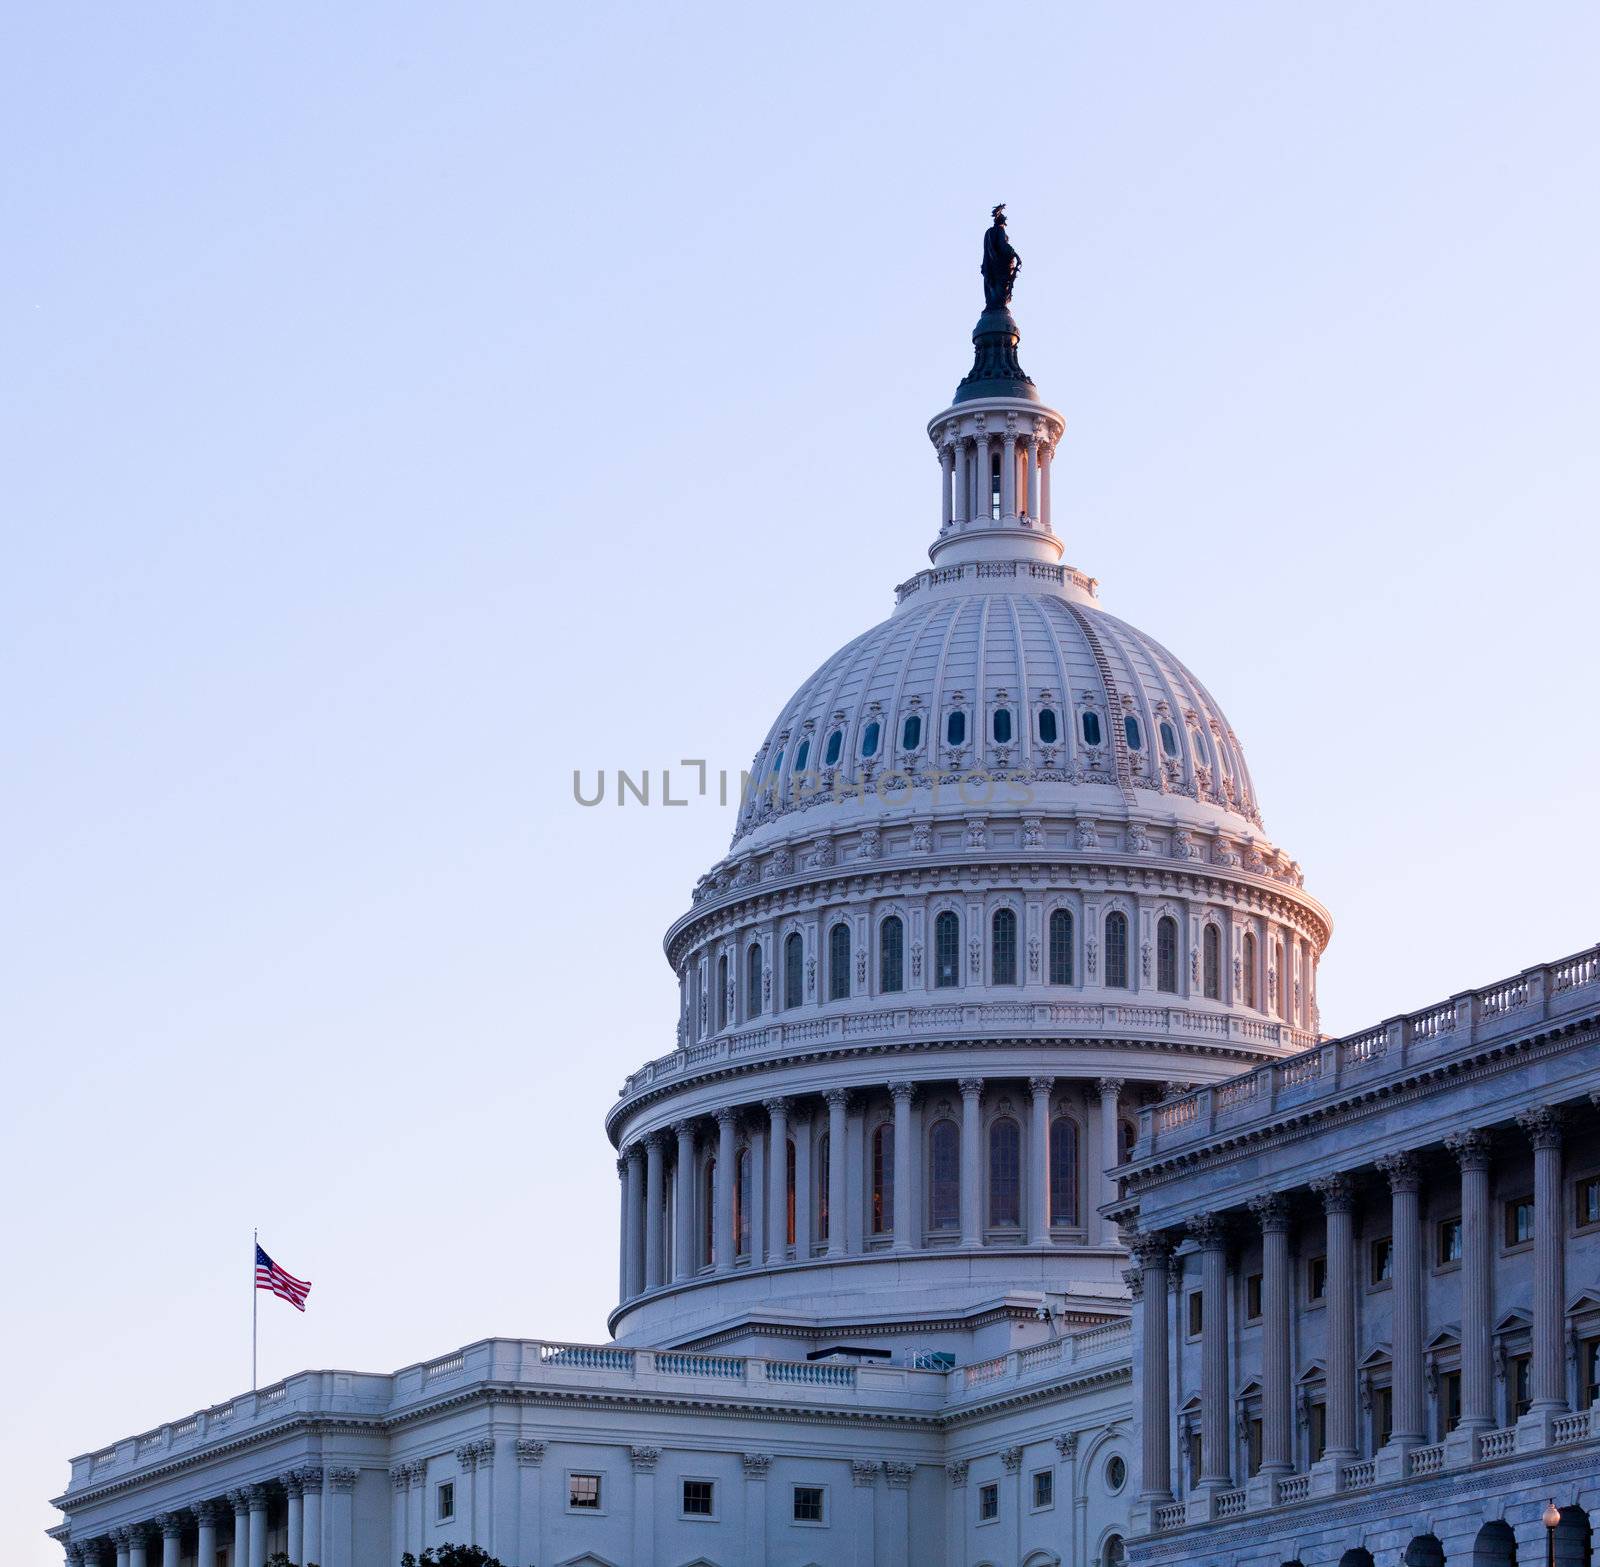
[1543,1499,1561,1567]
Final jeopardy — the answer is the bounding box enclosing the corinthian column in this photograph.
[1130,1233,1174,1503]
[247,1485,269,1567]
[1249,1193,1293,1473]
[1028,1077,1053,1244]
[714,1107,738,1271]
[1518,1106,1568,1415]
[300,1467,324,1564]
[228,1492,249,1567]
[622,1144,644,1298]
[1377,1152,1424,1445]
[959,1079,983,1248]
[194,1502,221,1567]
[824,1090,848,1258]
[156,1515,181,1567]
[1445,1129,1494,1431]
[673,1120,696,1281]
[764,1098,790,1264]
[1098,1079,1124,1244]
[1188,1213,1231,1487]
[644,1132,666,1290]
[283,1467,304,1563]
[891,1083,915,1251]
[1311,1173,1357,1459]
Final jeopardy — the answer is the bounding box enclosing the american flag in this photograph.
[255,1244,311,1312]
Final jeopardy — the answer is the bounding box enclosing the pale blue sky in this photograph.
[5,3,1599,1557]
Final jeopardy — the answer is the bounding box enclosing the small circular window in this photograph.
[1105,1454,1127,1493]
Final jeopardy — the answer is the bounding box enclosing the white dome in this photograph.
[732,569,1265,858]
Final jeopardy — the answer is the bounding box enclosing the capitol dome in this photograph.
[605,234,1330,1357]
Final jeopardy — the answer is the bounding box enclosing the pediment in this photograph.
[677,1558,723,1567]
[558,1556,624,1567]
[1179,1392,1202,1413]
[1023,1553,1063,1567]
[1566,1289,1600,1316]
[1425,1326,1460,1351]
[1235,1377,1263,1397]
[1296,1360,1327,1384]
[1359,1344,1392,1370]
[1493,1310,1532,1335]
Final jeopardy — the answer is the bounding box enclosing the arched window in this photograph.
[1273,940,1285,1013]
[828,922,851,1001]
[1124,715,1143,751]
[1119,1118,1138,1161]
[816,1132,829,1242]
[735,1147,751,1257]
[934,911,961,988]
[990,448,1002,519]
[784,932,804,1009]
[1243,931,1258,1009]
[928,1120,960,1231]
[717,952,730,1029]
[1102,1534,1127,1566]
[988,1117,1021,1227]
[769,748,784,774]
[991,907,1018,985]
[1049,908,1074,985]
[794,737,810,772]
[993,707,1012,745]
[871,1122,895,1234]
[1156,916,1178,994]
[823,729,843,767]
[946,710,967,748]
[1049,1116,1078,1226]
[879,915,904,994]
[861,720,881,758]
[1159,720,1179,757]
[1202,925,1220,1000]
[1082,710,1103,746]
[1105,911,1129,989]
[746,942,763,1020]
[703,1156,716,1267]
[1038,707,1059,745]
[785,1138,796,1247]
[901,713,922,751]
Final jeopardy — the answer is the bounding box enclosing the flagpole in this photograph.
[252,1227,258,1392]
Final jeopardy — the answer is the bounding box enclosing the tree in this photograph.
[399,1551,509,1567]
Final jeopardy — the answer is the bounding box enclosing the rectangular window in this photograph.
[1440,1369,1462,1436]
[681,1479,714,1517]
[1309,1400,1327,1463]
[792,1484,826,1524]
[1369,1235,1393,1286]
[1436,1216,1463,1265]
[1506,1195,1535,1247]
[1373,1384,1393,1449]
[436,1481,454,1522]
[1187,1291,1204,1338]
[1186,1428,1203,1486]
[1031,1469,1054,1509]
[1512,1353,1532,1418]
[1306,1254,1327,1303]
[1245,1272,1263,1322]
[1581,1339,1600,1411]
[568,1473,602,1510]
[978,1481,999,1522]
[1577,1176,1600,1229]
[1246,1416,1263,1476]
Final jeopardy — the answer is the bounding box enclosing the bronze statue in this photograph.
[981,204,1020,310]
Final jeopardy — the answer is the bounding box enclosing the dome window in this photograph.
[1081,712,1103,747]
[1159,720,1179,757]
[861,720,881,758]
[770,749,784,774]
[946,711,967,747]
[1038,707,1059,745]
[824,729,843,767]
[794,738,810,772]
[992,708,1012,745]
[1124,716,1143,751]
[901,714,922,751]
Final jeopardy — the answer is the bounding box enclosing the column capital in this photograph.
[516,1438,547,1467]
[1054,1431,1079,1459]
[712,1104,739,1128]
[740,1452,773,1479]
[1310,1172,1355,1214]
[1028,1074,1055,1098]
[958,1076,984,1098]
[644,1128,670,1151]
[298,1464,325,1493]
[1000,1445,1024,1473]
[630,1444,661,1473]
[1123,1265,1144,1300]
[761,1097,791,1118]
[822,1087,851,1110]
[671,1117,697,1138]
[1376,1151,1422,1193]
[1187,1211,1229,1251]
[884,1461,916,1489]
[1445,1128,1492,1170]
[227,1489,252,1515]
[247,1483,271,1510]
[850,1459,880,1488]
[623,1139,646,1162]
[1129,1229,1175,1265]
[889,1080,916,1105]
[127,1524,154,1546]
[281,1468,305,1498]
[1248,1192,1291,1233]
[390,1464,412,1491]
[155,1514,184,1540]
[109,1530,131,1548]
[945,1459,970,1486]
[616,1154,628,1177]
[193,1500,225,1526]
[327,1467,359,1493]
[1516,1104,1563,1150]
[1098,1077,1125,1097]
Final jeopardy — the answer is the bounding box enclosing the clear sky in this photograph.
[5,3,1598,1556]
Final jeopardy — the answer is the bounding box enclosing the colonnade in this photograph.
[938,425,1055,531]
[1131,1102,1574,1505]
[617,1075,1138,1306]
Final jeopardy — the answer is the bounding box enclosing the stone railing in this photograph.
[1409,1443,1444,1477]
[1139,944,1600,1158]
[1341,1459,1377,1490]
[1552,1411,1592,1446]
[1277,1473,1310,1503]
[955,1319,1131,1398]
[893,560,1098,605]
[1480,1427,1517,1460]
[619,1000,1315,1108]
[1152,1501,1187,1530]
[1215,1488,1248,1518]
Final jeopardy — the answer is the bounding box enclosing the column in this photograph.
[1039,440,1053,530]
[622,1144,645,1298]
[516,1441,545,1565]
[1025,437,1040,519]
[825,1089,848,1258]
[630,1446,658,1567]
[195,1502,221,1567]
[1311,1174,1357,1458]
[300,1467,323,1565]
[1377,1152,1424,1444]
[127,1530,151,1567]
[616,1155,628,1300]
[1250,1194,1293,1474]
[1518,1106,1568,1414]
[793,1111,814,1257]
[644,1132,665,1289]
[114,1531,132,1567]
[743,1453,772,1559]
[284,1469,304,1564]
[1190,1214,1231,1486]
[750,1117,767,1264]
[959,1078,983,1248]
[229,1492,249,1567]
[248,1485,269,1567]
[1131,1234,1174,1502]
[1001,428,1017,517]
[391,1468,410,1559]
[1028,1076,1053,1244]
[765,1098,790,1263]
[850,1461,879,1567]
[953,439,970,526]
[1446,1130,1494,1430]
[973,436,990,520]
[1098,1079,1124,1244]
[891,1083,914,1251]
[715,1106,738,1271]
[673,1121,696,1281]
[846,1097,867,1253]
[157,1515,181,1567]
[940,444,955,529]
